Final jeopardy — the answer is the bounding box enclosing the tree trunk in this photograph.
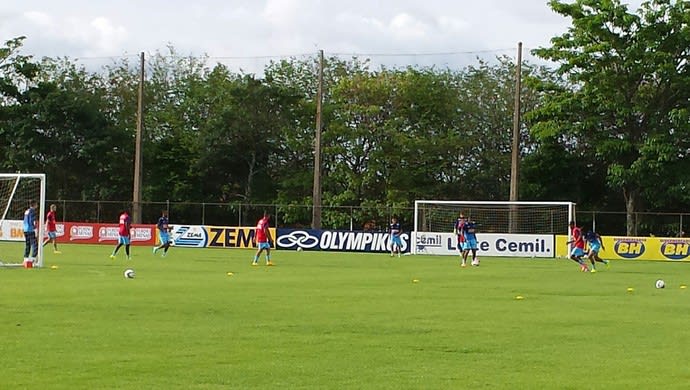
[623,186,640,236]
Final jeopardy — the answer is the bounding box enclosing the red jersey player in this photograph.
[252,212,274,266]
[43,204,61,253]
[110,210,132,260]
[567,221,588,272]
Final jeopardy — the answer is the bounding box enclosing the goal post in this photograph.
[413,200,575,256]
[0,173,47,267]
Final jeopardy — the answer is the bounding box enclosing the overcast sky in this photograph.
[1,0,644,72]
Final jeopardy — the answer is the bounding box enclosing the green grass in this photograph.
[1,243,690,389]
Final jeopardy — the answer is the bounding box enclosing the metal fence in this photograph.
[45,199,689,237]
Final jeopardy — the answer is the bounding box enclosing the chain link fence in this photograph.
[45,200,689,237]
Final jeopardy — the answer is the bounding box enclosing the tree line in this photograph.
[1,0,689,235]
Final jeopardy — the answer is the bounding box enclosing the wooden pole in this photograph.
[132,52,145,224]
[312,50,324,229]
[509,43,522,233]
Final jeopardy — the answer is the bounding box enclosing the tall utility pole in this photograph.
[509,42,522,234]
[132,52,145,224]
[312,50,324,229]
[510,42,522,202]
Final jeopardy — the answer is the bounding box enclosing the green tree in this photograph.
[531,0,690,235]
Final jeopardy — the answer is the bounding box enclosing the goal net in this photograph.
[413,200,575,256]
[0,174,47,267]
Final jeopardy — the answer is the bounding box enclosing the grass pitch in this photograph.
[1,243,690,389]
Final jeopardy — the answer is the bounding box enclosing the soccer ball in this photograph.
[124,268,136,279]
[296,247,303,252]
[655,279,665,289]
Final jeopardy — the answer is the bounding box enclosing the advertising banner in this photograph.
[204,226,276,248]
[555,235,690,261]
[412,232,555,257]
[0,220,25,242]
[276,228,411,253]
[54,223,156,246]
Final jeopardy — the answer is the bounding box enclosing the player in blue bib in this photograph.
[153,210,172,257]
[462,219,479,266]
[584,230,609,271]
[389,217,402,258]
[23,200,38,266]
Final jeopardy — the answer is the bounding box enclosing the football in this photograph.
[124,268,136,279]
[655,279,665,289]
[296,247,303,252]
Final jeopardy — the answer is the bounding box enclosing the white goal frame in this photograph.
[413,200,575,255]
[0,173,47,267]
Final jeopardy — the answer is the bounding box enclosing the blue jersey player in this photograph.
[462,219,479,266]
[584,230,608,271]
[389,217,402,257]
[23,200,38,267]
[153,210,172,257]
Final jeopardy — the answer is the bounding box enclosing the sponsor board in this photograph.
[52,223,156,246]
[412,232,554,257]
[204,226,276,248]
[555,235,690,261]
[276,228,410,253]
[0,220,26,241]
[169,225,208,248]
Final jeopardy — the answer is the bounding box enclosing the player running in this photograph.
[110,210,132,260]
[462,218,480,266]
[584,230,609,272]
[43,203,61,254]
[454,213,467,266]
[252,212,274,266]
[153,210,172,257]
[567,221,589,272]
[389,216,402,258]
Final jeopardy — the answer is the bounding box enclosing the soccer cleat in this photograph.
[109,255,116,260]
[461,262,467,268]
[266,261,274,266]
[53,251,62,254]
[605,260,610,269]
[161,252,167,258]
[251,261,258,266]
[471,259,480,266]
[591,268,597,273]
[153,247,158,254]
[127,256,132,261]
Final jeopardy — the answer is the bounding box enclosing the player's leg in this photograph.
[265,247,273,265]
[24,232,31,261]
[50,232,60,253]
[30,232,38,259]
[252,246,262,265]
[570,247,588,271]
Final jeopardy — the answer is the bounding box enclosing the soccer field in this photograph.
[1,243,689,389]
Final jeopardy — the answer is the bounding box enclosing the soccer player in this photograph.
[567,221,589,272]
[43,204,61,253]
[389,216,402,258]
[454,213,467,266]
[110,210,132,260]
[584,229,609,272]
[153,210,172,257]
[252,212,273,266]
[22,200,39,267]
[462,218,480,266]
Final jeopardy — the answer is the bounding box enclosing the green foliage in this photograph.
[532,0,690,232]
